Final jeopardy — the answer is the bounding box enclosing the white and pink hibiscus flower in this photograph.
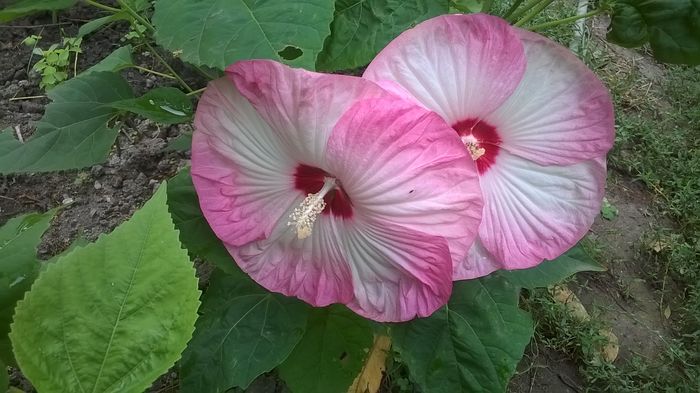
[364,13,615,279]
[191,60,483,322]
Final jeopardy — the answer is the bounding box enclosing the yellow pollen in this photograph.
[467,142,486,160]
[288,178,336,239]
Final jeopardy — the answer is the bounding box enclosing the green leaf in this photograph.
[0,128,20,157]
[110,87,193,125]
[9,185,201,393]
[316,0,448,71]
[78,13,130,37]
[83,45,134,75]
[601,197,619,220]
[0,71,133,174]
[607,0,700,65]
[0,210,56,366]
[392,276,534,393]
[164,132,192,152]
[123,0,151,11]
[166,168,238,274]
[279,305,373,393]
[0,357,7,392]
[0,0,76,23]
[180,269,308,392]
[496,244,605,290]
[152,0,336,70]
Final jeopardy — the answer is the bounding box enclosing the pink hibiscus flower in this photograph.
[364,13,614,279]
[191,60,483,322]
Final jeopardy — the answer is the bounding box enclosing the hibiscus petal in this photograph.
[325,96,483,271]
[363,13,526,124]
[476,151,606,269]
[192,77,298,246]
[342,220,453,322]
[228,60,387,167]
[230,211,355,307]
[485,28,615,165]
[455,238,502,280]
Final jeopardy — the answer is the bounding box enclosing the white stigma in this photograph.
[288,178,337,239]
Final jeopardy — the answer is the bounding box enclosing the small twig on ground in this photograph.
[14,126,24,143]
[9,95,47,101]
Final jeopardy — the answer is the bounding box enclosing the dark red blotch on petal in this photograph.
[294,164,353,218]
[452,118,501,174]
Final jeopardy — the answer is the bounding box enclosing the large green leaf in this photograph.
[0,210,56,365]
[9,185,201,393]
[152,0,336,70]
[0,0,76,23]
[392,276,534,393]
[278,305,373,393]
[83,45,134,75]
[0,72,133,174]
[316,0,448,71]
[180,269,308,392]
[607,0,700,65]
[496,244,605,289]
[166,168,238,274]
[110,87,193,125]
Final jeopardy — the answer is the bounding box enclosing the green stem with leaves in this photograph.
[506,0,546,23]
[514,0,556,27]
[528,9,604,31]
[145,43,193,92]
[131,65,177,80]
[503,0,525,19]
[115,0,156,33]
[82,0,121,13]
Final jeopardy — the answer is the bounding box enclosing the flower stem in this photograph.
[514,0,556,27]
[115,0,155,33]
[82,0,120,13]
[186,87,207,96]
[131,65,177,80]
[503,0,525,19]
[506,0,546,23]
[145,42,193,92]
[528,8,604,31]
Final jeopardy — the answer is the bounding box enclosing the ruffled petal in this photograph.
[477,151,606,269]
[228,60,387,167]
[342,219,453,322]
[363,13,526,124]
[192,77,298,246]
[230,209,355,308]
[484,28,614,165]
[325,96,483,270]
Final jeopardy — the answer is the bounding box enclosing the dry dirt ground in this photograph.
[0,6,684,393]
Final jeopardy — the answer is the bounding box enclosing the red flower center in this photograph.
[452,118,501,174]
[293,164,353,218]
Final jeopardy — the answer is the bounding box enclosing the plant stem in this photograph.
[528,8,603,31]
[506,0,546,23]
[82,0,120,13]
[131,65,177,80]
[186,87,206,96]
[9,95,47,101]
[514,0,556,27]
[503,0,525,19]
[116,0,156,33]
[145,43,193,92]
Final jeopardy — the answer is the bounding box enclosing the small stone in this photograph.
[110,176,123,188]
[94,181,102,190]
[62,197,74,205]
[91,165,104,177]
[17,79,29,88]
[136,172,148,185]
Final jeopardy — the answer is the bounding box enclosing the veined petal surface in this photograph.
[485,28,615,166]
[363,13,526,124]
